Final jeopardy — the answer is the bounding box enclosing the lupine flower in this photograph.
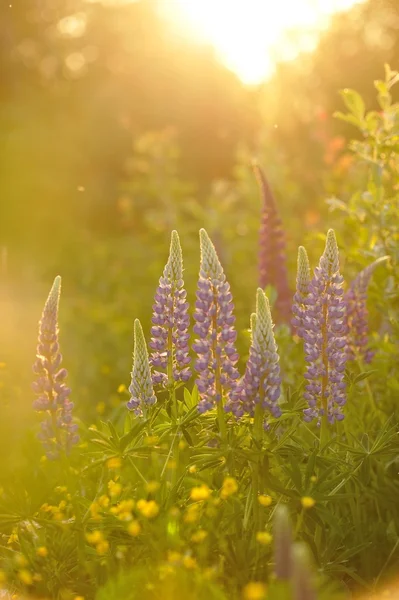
[301,230,348,424]
[274,504,292,580]
[240,289,281,425]
[345,256,389,363]
[292,246,311,338]
[292,543,317,600]
[32,276,78,460]
[127,319,156,417]
[150,230,191,386]
[254,163,291,322]
[193,229,241,414]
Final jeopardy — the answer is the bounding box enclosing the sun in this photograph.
[162,0,364,84]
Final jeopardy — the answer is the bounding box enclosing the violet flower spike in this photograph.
[302,230,348,424]
[241,289,281,426]
[292,246,311,338]
[150,230,191,387]
[127,319,157,417]
[345,256,389,363]
[254,163,291,322]
[193,229,241,415]
[32,276,78,460]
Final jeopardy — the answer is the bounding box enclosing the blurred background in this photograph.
[1,0,398,461]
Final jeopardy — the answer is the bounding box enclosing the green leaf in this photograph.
[339,89,365,120]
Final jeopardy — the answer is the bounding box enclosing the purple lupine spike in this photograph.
[292,246,311,338]
[301,230,348,424]
[193,229,241,414]
[150,230,191,386]
[240,289,281,426]
[32,276,79,460]
[127,319,157,417]
[345,256,389,363]
[254,163,291,322]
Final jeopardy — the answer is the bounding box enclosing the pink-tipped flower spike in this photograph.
[345,256,389,363]
[302,230,348,424]
[150,230,191,386]
[254,163,291,322]
[127,319,157,417]
[32,276,78,460]
[193,229,241,415]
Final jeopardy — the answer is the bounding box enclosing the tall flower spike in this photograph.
[193,229,241,414]
[345,256,389,363]
[302,230,348,424]
[32,276,78,460]
[150,230,191,386]
[240,289,281,425]
[127,319,157,417]
[292,246,311,338]
[254,163,291,322]
[274,504,293,580]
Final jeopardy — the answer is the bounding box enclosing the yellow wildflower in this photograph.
[136,499,159,519]
[74,597,85,600]
[188,465,197,474]
[117,383,127,393]
[7,530,18,545]
[96,540,109,555]
[184,503,201,523]
[127,520,141,536]
[183,555,197,569]
[220,477,238,499]
[18,569,33,586]
[310,475,317,483]
[98,495,110,508]
[178,440,187,450]
[256,532,273,545]
[242,582,267,600]
[146,481,160,494]
[85,530,104,545]
[107,457,122,469]
[55,486,67,494]
[168,551,182,564]
[190,484,211,502]
[108,480,122,498]
[89,501,101,521]
[36,546,48,557]
[301,496,316,509]
[258,495,272,507]
[191,529,208,543]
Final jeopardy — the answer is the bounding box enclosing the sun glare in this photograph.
[163,0,364,84]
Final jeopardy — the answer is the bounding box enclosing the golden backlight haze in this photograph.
[162,0,365,83]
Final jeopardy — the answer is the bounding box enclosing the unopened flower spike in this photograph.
[127,319,157,417]
[301,229,348,424]
[32,276,79,460]
[345,256,389,363]
[150,230,191,386]
[292,246,311,338]
[193,229,241,415]
[274,504,293,580]
[240,288,281,425]
[292,543,317,600]
[254,163,291,322]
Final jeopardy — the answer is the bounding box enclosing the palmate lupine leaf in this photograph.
[32,276,78,459]
[254,163,291,322]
